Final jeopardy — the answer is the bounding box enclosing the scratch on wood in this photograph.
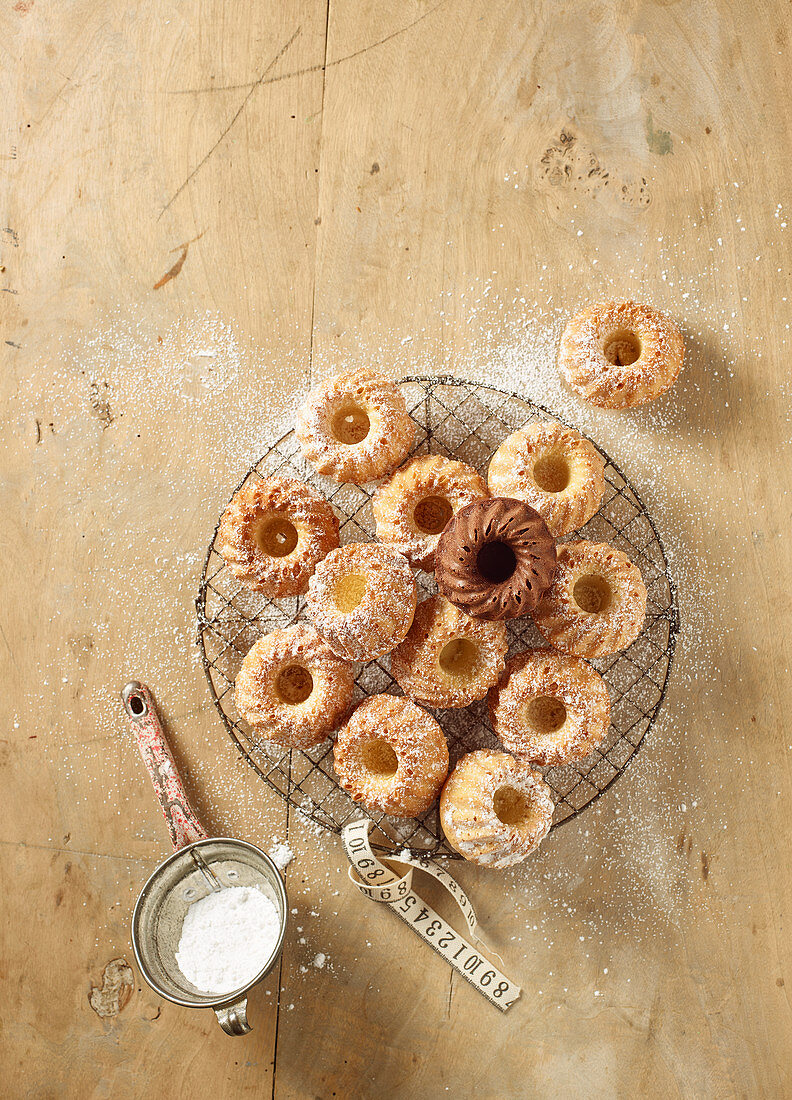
[159,28,302,219]
[0,617,18,668]
[37,43,94,127]
[169,1,448,97]
[5,340,21,349]
[34,419,54,443]
[154,245,188,289]
[701,851,710,881]
[153,233,203,290]
[88,958,134,1019]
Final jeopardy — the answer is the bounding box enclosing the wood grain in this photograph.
[2,0,791,1096]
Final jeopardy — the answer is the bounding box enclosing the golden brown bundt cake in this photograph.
[217,476,338,595]
[488,419,605,537]
[307,542,417,661]
[334,694,449,817]
[373,455,489,570]
[390,595,507,709]
[532,541,647,657]
[440,750,554,868]
[235,624,356,749]
[296,369,414,483]
[558,300,684,408]
[488,648,611,766]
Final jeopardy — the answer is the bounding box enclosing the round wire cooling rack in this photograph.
[196,376,679,858]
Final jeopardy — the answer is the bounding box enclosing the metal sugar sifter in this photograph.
[122,681,287,1036]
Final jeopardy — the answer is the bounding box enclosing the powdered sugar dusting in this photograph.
[268,839,295,871]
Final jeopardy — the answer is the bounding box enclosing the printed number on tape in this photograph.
[342,818,520,1012]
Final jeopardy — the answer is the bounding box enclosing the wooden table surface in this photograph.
[2,2,791,1096]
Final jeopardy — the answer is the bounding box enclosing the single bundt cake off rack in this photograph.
[532,540,647,657]
[296,368,415,483]
[488,419,605,537]
[435,498,557,620]
[488,648,611,767]
[307,542,417,661]
[558,300,684,408]
[390,595,508,709]
[440,750,554,868]
[334,694,449,817]
[235,624,356,749]
[373,454,489,570]
[217,476,339,596]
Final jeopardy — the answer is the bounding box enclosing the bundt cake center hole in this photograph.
[573,573,613,614]
[493,785,533,828]
[533,453,571,493]
[331,404,371,445]
[334,573,367,613]
[275,665,314,705]
[524,695,567,735]
[603,329,641,366]
[476,540,517,584]
[438,637,480,679]
[361,739,399,776]
[256,516,299,558]
[413,495,454,535]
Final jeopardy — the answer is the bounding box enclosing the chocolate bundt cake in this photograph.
[434,498,557,620]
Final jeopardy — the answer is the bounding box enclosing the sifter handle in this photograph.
[121,681,208,851]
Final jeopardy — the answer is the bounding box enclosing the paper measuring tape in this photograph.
[342,818,520,1012]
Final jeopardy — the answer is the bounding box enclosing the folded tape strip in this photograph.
[342,818,520,1012]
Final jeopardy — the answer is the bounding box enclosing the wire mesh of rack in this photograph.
[196,377,679,858]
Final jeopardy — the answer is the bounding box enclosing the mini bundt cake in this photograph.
[434,498,557,620]
[334,694,449,817]
[235,624,356,749]
[296,368,415,483]
[488,420,605,537]
[390,595,507,709]
[373,455,489,570]
[488,648,611,766]
[307,542,417,661]
[440,750,554,868]
[216,476,339,596]
[558,300,684,408]
[532,541,647,657]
